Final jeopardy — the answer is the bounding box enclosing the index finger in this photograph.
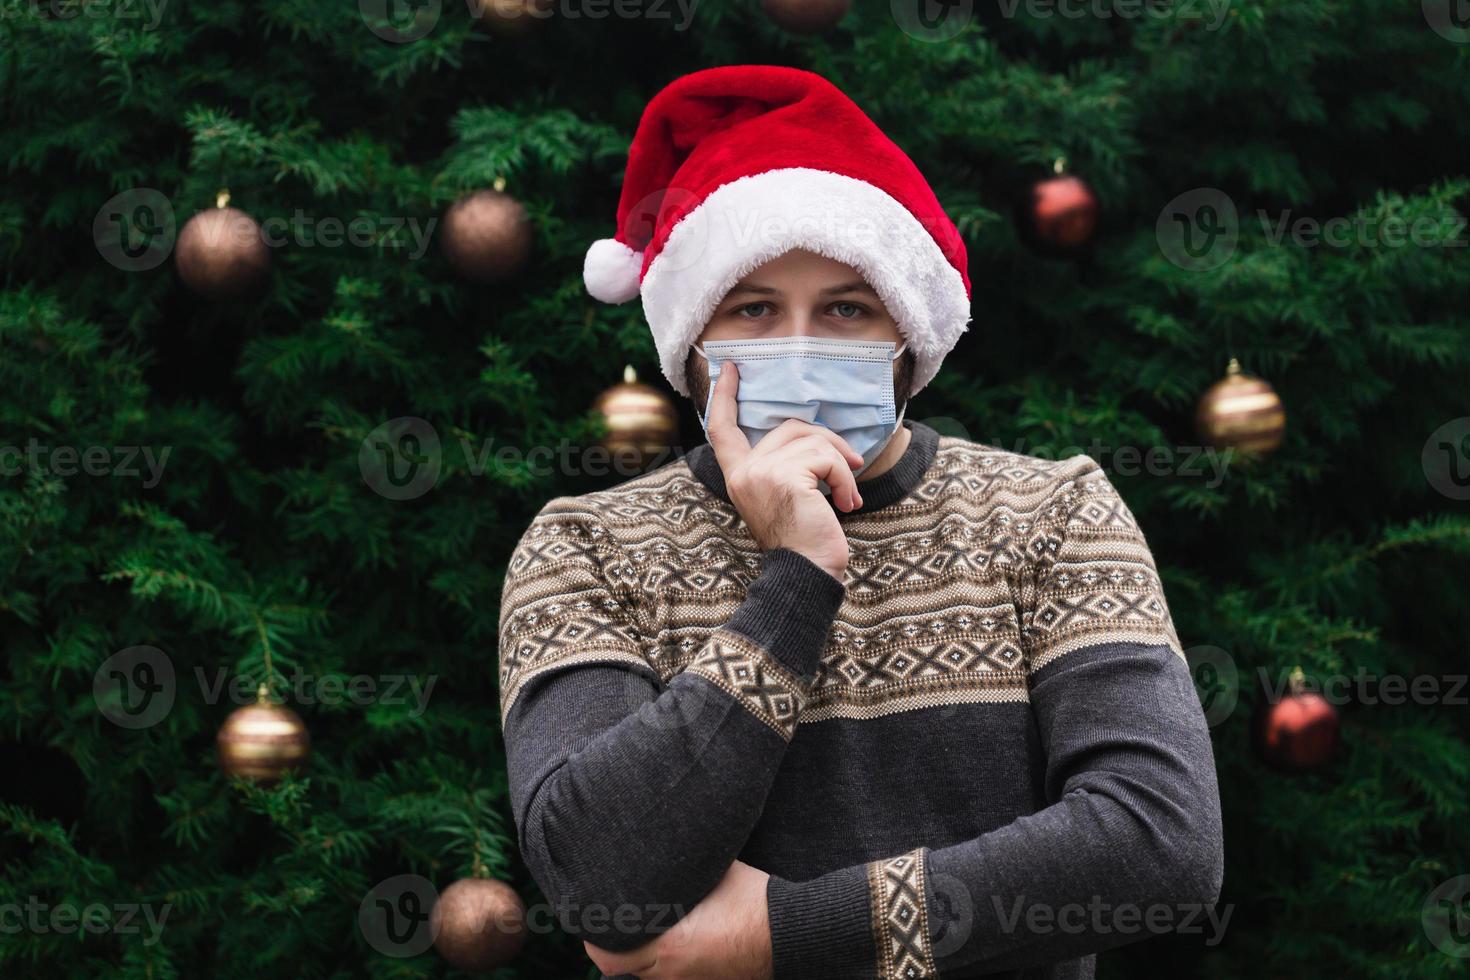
[704,361,751,467]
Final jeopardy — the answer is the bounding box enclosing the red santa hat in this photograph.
[583,64,973,398]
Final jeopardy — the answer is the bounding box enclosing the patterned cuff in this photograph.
[767,847,936,980]
[682,628,811,740]
[868,848,937,979]
[725,547,846,677]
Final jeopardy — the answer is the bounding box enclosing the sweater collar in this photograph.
[682,419,939,516]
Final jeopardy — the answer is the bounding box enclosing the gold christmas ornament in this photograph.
[175,190,272,299]
[440,182,534,283]
[216,685,311,783]
[431,877,528,973]
[761,0,850,33]
[592,365,679,471]
[1196,357,1286,455]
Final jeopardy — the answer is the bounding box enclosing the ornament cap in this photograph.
[1225,357,1242,376]
[216,189,231,209]
[623,364,637,384]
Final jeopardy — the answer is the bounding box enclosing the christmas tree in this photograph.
[3,0,1469,976]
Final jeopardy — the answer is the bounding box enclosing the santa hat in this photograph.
[583,64,973,398]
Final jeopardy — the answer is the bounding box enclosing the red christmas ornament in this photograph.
[1020,160,1099,254]
[1253,668,1340,772]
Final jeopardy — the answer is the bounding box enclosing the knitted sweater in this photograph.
[497,419,1224,980]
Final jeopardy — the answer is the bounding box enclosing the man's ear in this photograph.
[685,347,709,417]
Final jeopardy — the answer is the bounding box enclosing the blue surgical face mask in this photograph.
[693,335,909,479]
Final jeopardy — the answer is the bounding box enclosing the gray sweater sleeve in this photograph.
[497,509,845,955]
[764,462,1224,978]
[765,641,1224,978]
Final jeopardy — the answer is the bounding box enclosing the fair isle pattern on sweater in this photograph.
[681,628,811,739]
[497,437,1184,730]
[868,848,936,980]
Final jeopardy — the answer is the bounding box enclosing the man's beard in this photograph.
[685,345,917,430]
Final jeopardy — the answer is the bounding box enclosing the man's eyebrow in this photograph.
[724,282,779,296]
[724,280,877,298]
[819,281,878,296]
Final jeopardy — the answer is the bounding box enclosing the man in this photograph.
[498,65,1223,979]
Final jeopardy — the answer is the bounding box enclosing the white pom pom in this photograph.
[583,238,643,304]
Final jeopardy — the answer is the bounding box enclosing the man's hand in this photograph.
[706,362,863,581]
[583,860,773,980]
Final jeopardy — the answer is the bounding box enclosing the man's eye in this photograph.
[735,302,772,318]
[830,302,866,318]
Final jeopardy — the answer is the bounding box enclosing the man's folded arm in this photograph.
[762,459,1224,979]
[497,507,844,953]
[763,640,1224,979]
